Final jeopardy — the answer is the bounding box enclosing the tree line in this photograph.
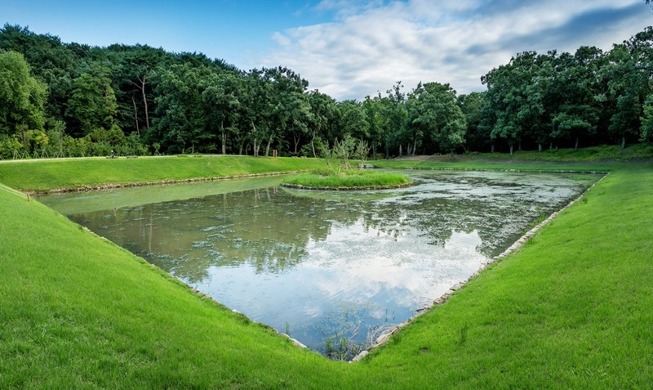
[1,23,652,159]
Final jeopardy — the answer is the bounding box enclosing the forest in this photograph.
[1,23,653,159]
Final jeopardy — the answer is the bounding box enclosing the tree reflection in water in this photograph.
[58,170,596,356]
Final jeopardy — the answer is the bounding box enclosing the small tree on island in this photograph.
[320,134,370,174]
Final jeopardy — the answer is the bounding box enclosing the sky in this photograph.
[1,0,652,100]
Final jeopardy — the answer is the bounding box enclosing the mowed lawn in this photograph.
[1,157,652,388]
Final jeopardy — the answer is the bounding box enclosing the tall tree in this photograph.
[549,48,602,150]
[262,66,309,156]
[150,63,211,153]
[66,67,118,136]
[307,90,337,157]
[407,82,466,154]
[381,82,408,156]
[202,71,243,154]
[483,51,541,154]
[0,50,47,136]
[458,91,489,152]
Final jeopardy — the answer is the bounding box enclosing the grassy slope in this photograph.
[364,163,653,388]
[0,184,350,389]
[0,155,325,192]
[1,156,652,388]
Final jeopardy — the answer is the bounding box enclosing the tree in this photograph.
[458,91,489,152]
[483,51,542,154]
[284,92,313,155]
[548,48,603,150]
[0,50,47,136]
[239,69,273,156]
[202,71,243,154]
[407,82,466,154]
[0,24,77,127]
[150,63,213,153]
[381,82,408,156]
[263,66,309,156]
[307,90,337,157]
[106,44,168,135]
[334,100,369,143]
[640,94,653,142]
[322,134,369,173]
[603,43,648,149]
[66,67,118,136]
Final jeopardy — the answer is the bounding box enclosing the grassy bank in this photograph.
[372,144,653,172]
[1,157,652,387]
[364,163,653,387]
[0,155,325,193]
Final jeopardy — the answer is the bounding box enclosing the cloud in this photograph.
[262,0,652,100]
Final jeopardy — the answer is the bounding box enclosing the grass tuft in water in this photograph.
[282,169,412,190]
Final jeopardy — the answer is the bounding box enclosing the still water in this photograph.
[40,170,596,357]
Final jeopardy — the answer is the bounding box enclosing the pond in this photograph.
[39,170,597,359]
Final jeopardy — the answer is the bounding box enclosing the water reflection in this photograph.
[44,170,596,357]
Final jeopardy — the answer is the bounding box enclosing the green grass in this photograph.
[372,144,653,172]
[0,182,350,388]
[363,164,653,388]
[480,143,653,161]
[1,155,652,388]
[372,158,617,172]
[282,169,412,189]
[0,155,325,193]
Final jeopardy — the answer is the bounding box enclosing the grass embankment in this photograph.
[282,169,412,190]
[0,155,325,193]
[1,156,652,387]
[372,144,653,172]
[0,182,349,388]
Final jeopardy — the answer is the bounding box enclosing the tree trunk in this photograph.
[399,144,403,156]
[621,134,626,150]
[140,76,150,129]
[131,94,140,136]
[518,141,522,151]
[251,121,259,156]
[491,143,495,153]
[220,119,226,154]
[413,139,417,155]
[311,134,317,158]
[131,76,150,129]
[574,136,579,151]
[538,143,542,152]
[293,134,300,154]
[549,142,553,151]
[509,143,514,156]
[265,135,272,156]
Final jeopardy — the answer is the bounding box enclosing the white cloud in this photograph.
[262,0,651,100]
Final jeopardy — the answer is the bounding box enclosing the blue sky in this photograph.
[2,1,652,100]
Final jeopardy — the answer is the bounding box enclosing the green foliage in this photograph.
[0,155,326,192]
[66,68,118,135]
[640,94,653,142]
[3,23,653,161]
[0,135,22,158]
[0,50,47,136]
[1,160,653,387]
[407,82,466,154]
[321,134,370,173]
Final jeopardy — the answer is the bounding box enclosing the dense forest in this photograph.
[1,23,653,159]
